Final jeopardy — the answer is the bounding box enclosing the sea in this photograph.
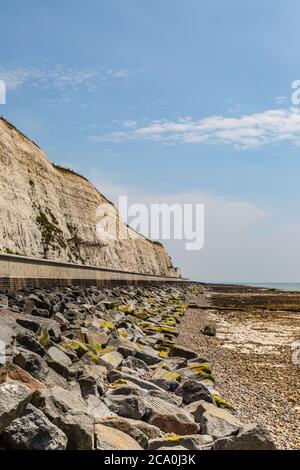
[245,283,300,292]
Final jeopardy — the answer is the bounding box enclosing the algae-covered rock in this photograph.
[202,324,216,337]
[148,434,213,450]
[194,400,242,439]
[61,339,89,359]
[213,395,235,411]
[118,304,135,314]
[98,351,123,369]
[99,319,115,331]
[107,369,164,392]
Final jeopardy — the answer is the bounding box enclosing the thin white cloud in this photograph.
[98,107,300,149]
[122,120,138,128]
[111,69,130,79]
[275,96,288,104]
[0,63,144,92]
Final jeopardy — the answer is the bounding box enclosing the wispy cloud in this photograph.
[96,107,300,149]
[122,120,138,128]
[0,62,145,92]
[275,96,288,104]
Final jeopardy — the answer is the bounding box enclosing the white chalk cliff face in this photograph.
[0,118,180,277]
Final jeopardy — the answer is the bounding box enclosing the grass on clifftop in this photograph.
[51,163,89,182]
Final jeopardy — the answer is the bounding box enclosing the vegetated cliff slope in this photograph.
[0,118,180,277]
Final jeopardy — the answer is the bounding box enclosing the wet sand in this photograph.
[177,284,300,450]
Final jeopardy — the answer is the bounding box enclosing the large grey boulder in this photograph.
[43,367,71,390]
[123,356,149,375]
[125,418,163,440]
[85,327,109,347]
[13,348,49,382]
[150,378,180,392]
[194,401,242,439]
[108,337,140,359]
[213,424,276,450]
[95,423,142,450]
[170,345,198,359]
[32,386,94,449]
[176,379,213,404]
[54,312,70,330]
[16,333,45,357]
[0,314,32,364]
[118,366,140,377]
[26,293,52,312]
[143,395,198,435]
[47,346,72,367]
[104,394,146,420]
[164,357,187,370]
[53,411,94,450]
[108,383,144,396]
[13,347,70,389]
[46,346,73,378]
[31,308,51,319]
[0,380,33,433]
[15,314,61,340]
[32,385,89,418]
[98,351,123,369]
[86,395,116,420]
[2,404,67,450]
[78,364,107,397]
[107,369,164,392]
[97,416,149,448]
[78,375,103,398]
[148,389,183,406]
[136,345,161,365]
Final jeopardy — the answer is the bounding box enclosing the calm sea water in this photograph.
[246,283,300,292]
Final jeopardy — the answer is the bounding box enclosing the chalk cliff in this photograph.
[0,118,180,277]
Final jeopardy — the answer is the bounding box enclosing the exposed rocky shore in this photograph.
[0,284,275,450]
[177,284,300,450]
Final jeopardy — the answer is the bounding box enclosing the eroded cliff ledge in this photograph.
[0,118,180,277]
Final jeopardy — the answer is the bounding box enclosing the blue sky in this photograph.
[1,0,300,282]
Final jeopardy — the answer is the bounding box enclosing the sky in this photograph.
[1,0,300,282]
